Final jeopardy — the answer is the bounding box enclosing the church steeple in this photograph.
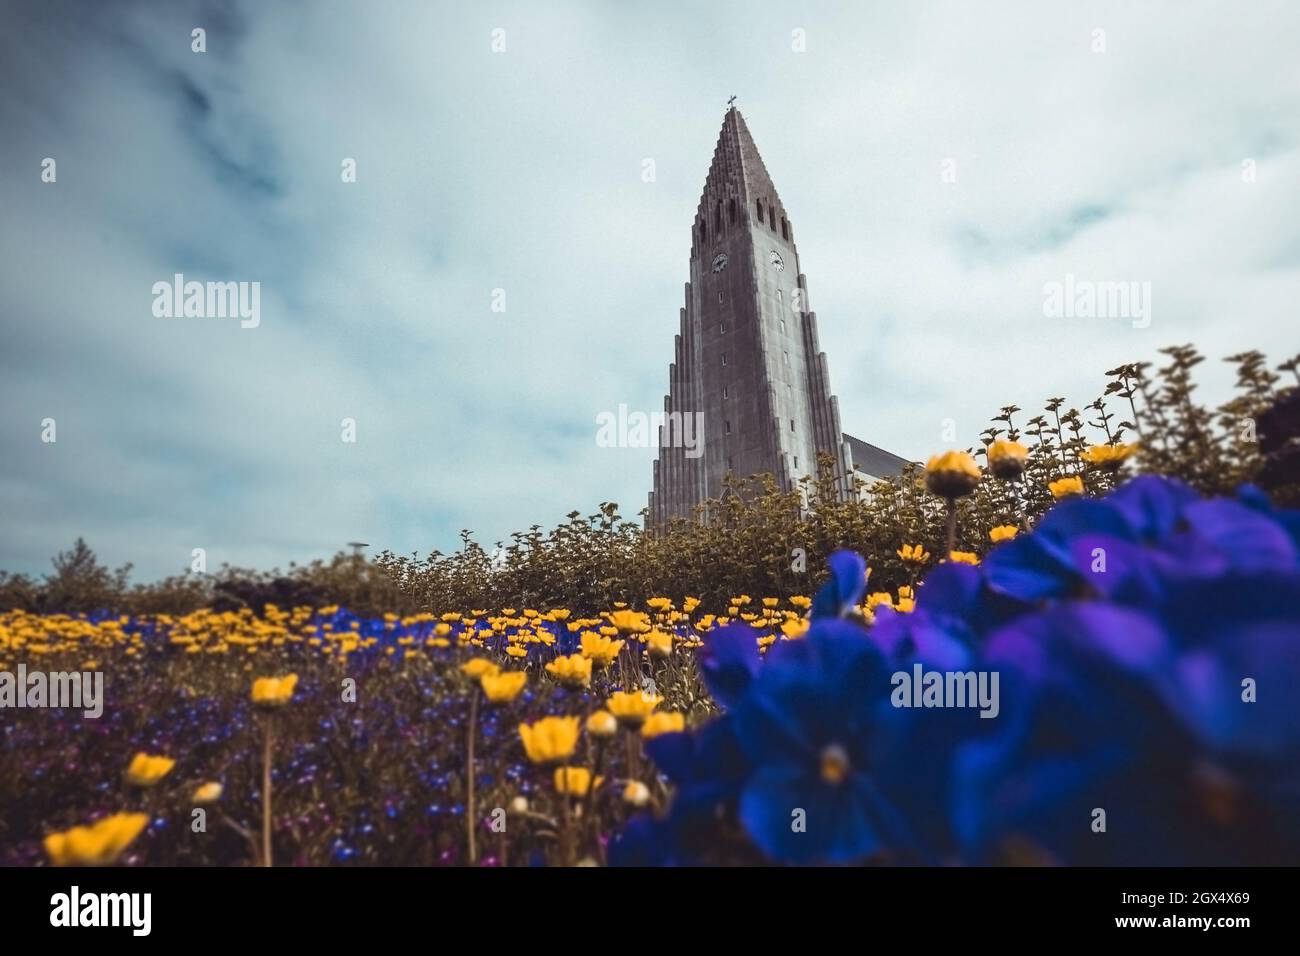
[691,107,793,264]
[648,108,859,526]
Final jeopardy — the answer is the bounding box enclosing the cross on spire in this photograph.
[726,94,736,107]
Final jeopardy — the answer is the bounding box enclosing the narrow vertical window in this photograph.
[769,207,776,230]
[780,318,786,333]
[722,385,728,398]
[729,198,737,223]
[781,217,789,240]
[721,352,727,366]
[756,198,763,221]
[783,350,790,366]
[726,421,732,434]
[719,321,725,334]
[718,289,724,304]
[790,419,796,432]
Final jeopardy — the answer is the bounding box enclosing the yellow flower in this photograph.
[946,551,980,566]
[781,618,808,639]
[865,592,894,611]
[545,653,593,688]
[193,782,223,804]
[643,629,673,658]
[1079,442,1138,472]
[925,450,981,498]
[987,438,1029,480]
[586,710,618,737]
[989,524,1019,543]
[789,595,811,610]
[580,631,625,667]
[505,645,528,659]
[1049,475,1085,499]
[553,766,602,796]
[646,597,673,611]
[124,753,175,788]
[897,543,931,565]
[44,813,149,867]
[606,689,661,727]
[481,670,528,703]
[623,781,651,807]
[641,711,686,739]
[518,716,581,764]
[250,673,298,708]
[608,610,650,636]
[683,597,701,613]
[761,597,779,608]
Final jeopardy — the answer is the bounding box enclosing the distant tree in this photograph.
[40,538,130,614]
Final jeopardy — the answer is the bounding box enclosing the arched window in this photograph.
[756,198,764,221]
[781,217,789,240]
[769,206,776,230]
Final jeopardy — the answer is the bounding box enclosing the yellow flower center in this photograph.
[819,743,851,785]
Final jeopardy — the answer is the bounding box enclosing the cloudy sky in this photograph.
[2,0,1298,581]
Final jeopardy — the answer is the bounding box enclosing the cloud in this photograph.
[1,0,1298,579]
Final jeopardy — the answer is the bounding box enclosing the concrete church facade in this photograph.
[648,107,907,525]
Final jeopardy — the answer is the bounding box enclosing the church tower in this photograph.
[648,106,867,524]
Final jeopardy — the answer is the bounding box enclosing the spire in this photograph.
[694,107,791,251]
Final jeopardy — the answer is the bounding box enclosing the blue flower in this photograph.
[727,619,974,863]
[952,602,1214,865]
[611,719,753,866]
[619,476,1300,865]
[697,623,761,709]
[810,549,868,619]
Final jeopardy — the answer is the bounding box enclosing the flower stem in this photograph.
[261,716,274,867]
[466,688,479,865]
[559,778,574,866]
[945,498,957,555]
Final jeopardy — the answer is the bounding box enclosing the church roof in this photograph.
[842,433,912,479]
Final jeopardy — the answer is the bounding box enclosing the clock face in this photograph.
[711,253,729,274]
[768,250,785,271]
